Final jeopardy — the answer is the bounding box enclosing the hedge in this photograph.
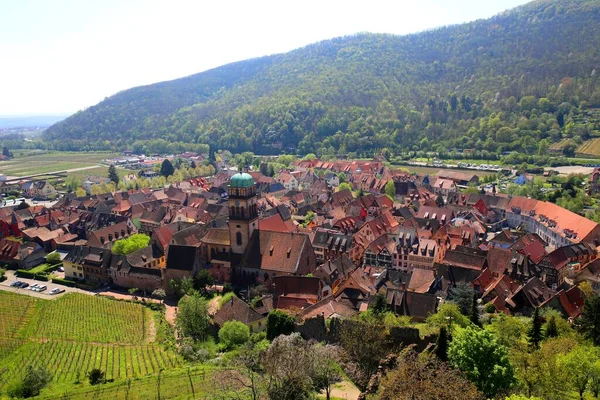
[51,278,77,287]
[15,270,49,281]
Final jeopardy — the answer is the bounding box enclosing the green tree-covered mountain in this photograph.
[44,0,600,157]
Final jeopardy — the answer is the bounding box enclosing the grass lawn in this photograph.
[0,151,120,177]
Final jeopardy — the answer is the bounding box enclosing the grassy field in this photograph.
[0,292,185,397]
[0,151,118,177]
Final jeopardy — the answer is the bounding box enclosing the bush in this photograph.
[219,292,236,306]
[51,277,76,287]
[46,252,61,264]
[16,270,50,281]
[218,321,250,350]
[267,310,296,340]
[6,365,51,398]
[484,302,496,314]
[88,368,105,385]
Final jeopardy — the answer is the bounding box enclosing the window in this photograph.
[236,232,242,246]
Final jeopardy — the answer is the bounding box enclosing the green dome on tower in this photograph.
[230,172,255,188]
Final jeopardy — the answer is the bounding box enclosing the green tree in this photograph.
[448,326,515,397]
[169,276,195,297]
[176,294,210,342]
[427,303,471,331]
[558,345,597,400]
[6,365,51,398]
[435,326,449,362]
[108,164,119,184]
[545,315,559,338]
[193,269,214,294]
[218,321,250,350]
[267,310,296,340]
[580,294,600,345]
[88,368,105,385]
[2,146,10,157]
[470,294,481,327]
[46,252,61,264]
[448,282,475,315]
[337,182,352,192]
[528,308,543,349]
[384,180,395,200]
[111,234,150,255]
[160,159,175,177]
[487,313,527,348]
[76,187,87,197]
[372,292,388,315]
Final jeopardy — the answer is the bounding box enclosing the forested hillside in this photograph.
[44,0,600,157]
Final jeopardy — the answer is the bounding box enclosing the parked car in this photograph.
[10,281,22,287]
[18,282,29,288]
[58,267,64,272]
[28,284,40,291]
[36,285,47,292]
[49,288,64,295]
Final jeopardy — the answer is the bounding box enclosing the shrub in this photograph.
[51,277,76,287]
[218,321,250,350]
[484,302,496,314]
[46,252,61,264]
[267,310,296,340]
[88,368,105,385]
[6,365,51,398]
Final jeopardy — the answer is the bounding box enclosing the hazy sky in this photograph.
[0,0,530,116]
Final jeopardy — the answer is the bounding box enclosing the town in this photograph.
[0,151,594,324]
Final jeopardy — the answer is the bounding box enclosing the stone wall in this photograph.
[296,316,436,353]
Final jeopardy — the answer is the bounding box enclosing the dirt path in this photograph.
[165,305,177,326]
[545,165,595,175]
[146,312,156,343]
[320,380,361,400]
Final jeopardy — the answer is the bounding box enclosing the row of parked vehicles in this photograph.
[10,281,65,295]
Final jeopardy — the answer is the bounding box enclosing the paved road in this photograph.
[0,270,91,299]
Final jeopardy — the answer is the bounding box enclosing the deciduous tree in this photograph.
[448,326,515,397]
[580,294,600,345]
[218,321,250,350]
[176,294,210,342]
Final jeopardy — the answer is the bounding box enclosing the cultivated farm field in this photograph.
[577,138,600,158]
[0,151,118,177]
[24,293,151,343]
[0,292,184,397]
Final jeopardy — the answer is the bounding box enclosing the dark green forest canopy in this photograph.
[43,0,600,156]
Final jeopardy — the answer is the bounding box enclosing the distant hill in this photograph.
[45,0,600,158]
[0,115,66,129]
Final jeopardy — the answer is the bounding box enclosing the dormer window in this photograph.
[269,245,274,256]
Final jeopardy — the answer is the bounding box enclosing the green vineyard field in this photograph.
[0,292,183,396]
[24,293,151,343]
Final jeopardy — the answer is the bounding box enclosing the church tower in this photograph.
[228,172,258,254]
